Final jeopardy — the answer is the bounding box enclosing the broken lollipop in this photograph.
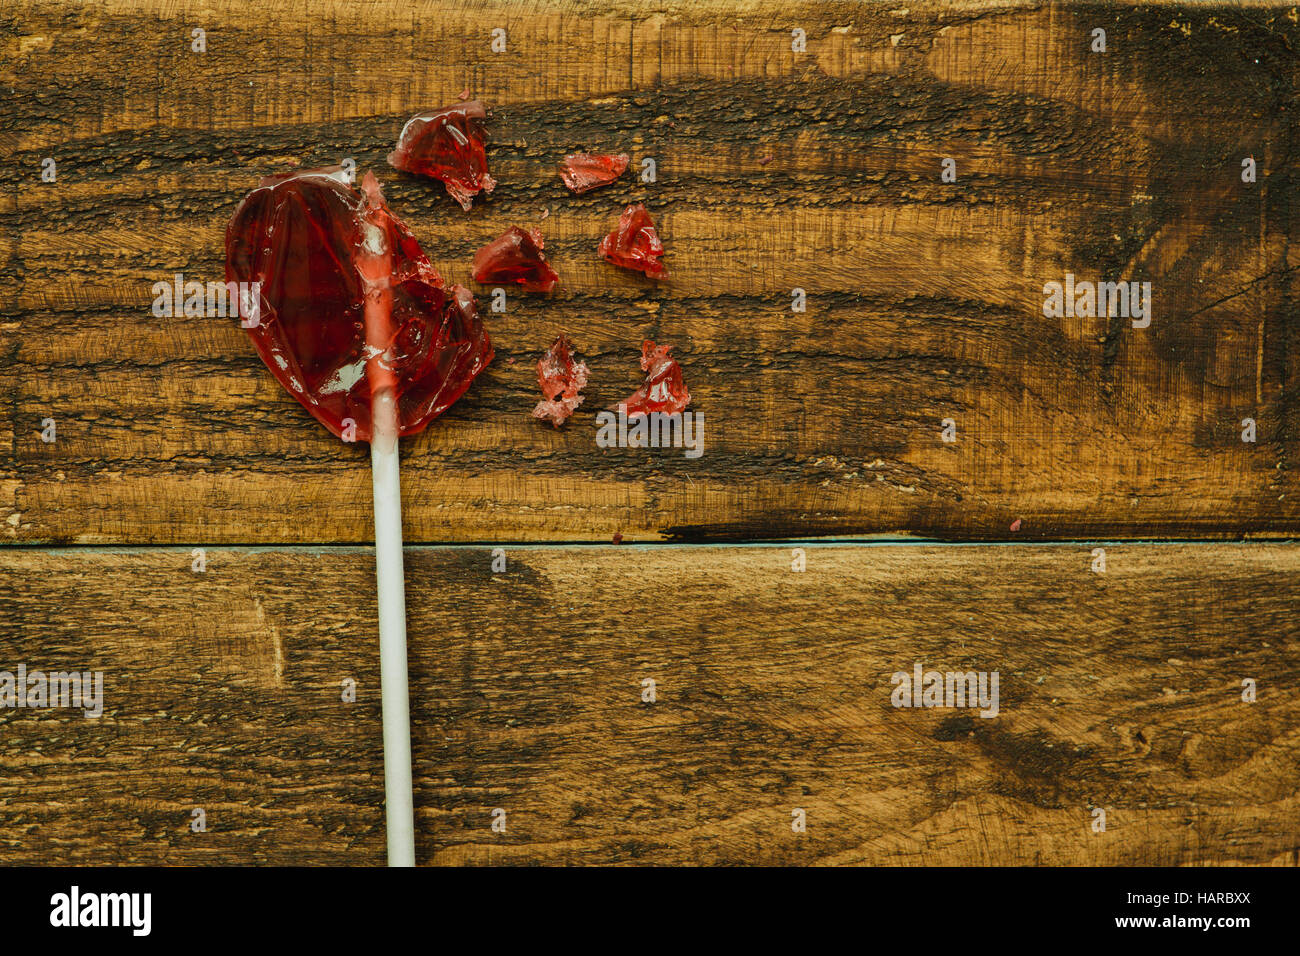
[226,167,493,441]
[532,334,589,427]
[599,202,667,278]
[617,340,691,416]
[472,226,560,293]
[389,101,497,210]
[558,152,629,194]
[227,166,493,866]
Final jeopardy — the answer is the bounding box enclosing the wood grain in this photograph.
[1,1,1297,543]
[1,543,1296,865]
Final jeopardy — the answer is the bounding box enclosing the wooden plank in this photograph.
[1,543,1297,865]
[2,1,1298,543]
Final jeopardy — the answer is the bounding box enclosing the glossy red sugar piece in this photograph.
[558,152,629,194]
[598,203,666,278]
[388,101,497,210]
[532,334,590,427]
[618,340,690,416]
[225,166,493,443]
[472,226,560,293]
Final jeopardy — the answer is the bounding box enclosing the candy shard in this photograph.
[558,152,630,194]
[532,333,589,427]
[598,203,666,278]
[388,101,496,211]
[617,340,690,416]
[472,226,561,293]
[225,166,492,443]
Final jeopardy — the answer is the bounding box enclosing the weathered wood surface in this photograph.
[1,1,1297,543]
[1,544,1296,865]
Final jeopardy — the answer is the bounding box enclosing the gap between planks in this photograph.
[2,537,1298,556]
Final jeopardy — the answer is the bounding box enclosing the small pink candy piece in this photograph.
[559,152,630,194]
[532,334,589,427]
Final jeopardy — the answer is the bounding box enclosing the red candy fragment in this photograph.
[598,203,666,278]
[225,166,493,443]
[388,101,497,210]
[617,340,690,416]
[532,334,589,427]
[558,152,630,194]
[472,226,560,293]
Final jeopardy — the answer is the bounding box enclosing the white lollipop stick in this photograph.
[370,389,415,867]
[358,170,415,867]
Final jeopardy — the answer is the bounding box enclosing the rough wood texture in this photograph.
[1,1,1297,543]
[1,544,1296,865]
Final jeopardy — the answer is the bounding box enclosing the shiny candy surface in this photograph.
[532,334,589,426]
[618,340,690,416]
[472,226,561,293]
[388,101,497,210]
[558,152,630,194]
[225,167,493,443]
[598,203,666,278]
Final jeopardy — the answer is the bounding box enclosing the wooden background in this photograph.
[1,0,1298,865]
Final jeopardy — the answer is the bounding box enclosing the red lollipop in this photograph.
[226,166,492,866]
[225,167,494,441]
